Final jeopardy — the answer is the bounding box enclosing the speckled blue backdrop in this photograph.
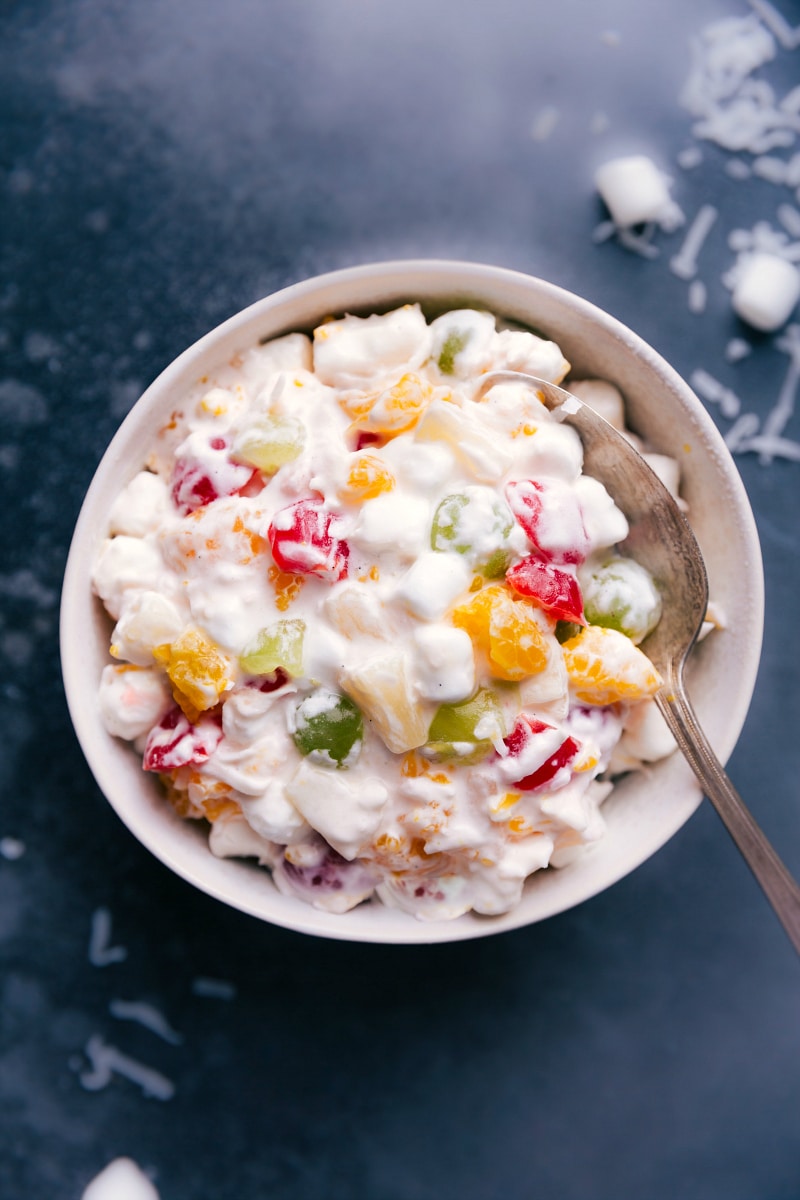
[2,1,799,1197]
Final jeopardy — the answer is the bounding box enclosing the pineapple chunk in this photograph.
[415,397,512,483]
[285,760,388,860]
[324,583,391,641]
[340,652,433,753]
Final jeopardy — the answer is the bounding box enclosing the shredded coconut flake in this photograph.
[530,105,560,142]
[726,158,753,179]
[616,224,661,259]
[591,219,617,244]
[670,203,719,279]
[725,411,761,449]
[748,0,800,52]
[680,13,800,154]
[735,431,800,458]
[691,368,742,417]
[726,337,753,361]
[681,15,776,115]
[109,999,184,1045]
[191,976,238,1000]
[688,279,708,312]
[78,1035,175,1101]
[759,323,800,459]
[753,154,791,182]
[677,145,704,169]
[777,203,800,235]
[88,907,128,967]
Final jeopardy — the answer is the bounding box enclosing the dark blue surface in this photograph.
[2,2,799,1197]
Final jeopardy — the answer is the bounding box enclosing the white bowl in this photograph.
[60,260,764,944]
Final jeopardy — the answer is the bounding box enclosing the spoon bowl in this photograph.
[477,371,800,954]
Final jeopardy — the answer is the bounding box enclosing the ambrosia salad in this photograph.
[92,304,679,920]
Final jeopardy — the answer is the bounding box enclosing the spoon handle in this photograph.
[654,676,800,956]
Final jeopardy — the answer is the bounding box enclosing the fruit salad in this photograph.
[92,304,681,920]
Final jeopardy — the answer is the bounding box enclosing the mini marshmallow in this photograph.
[285,761,388,860]
[641,453,682,504]
[81,1157,160,1200]
[568,379,626,429]
[98,664,171,740]
[595,155,684,230]
[208,811,277,864]
[411,623,476,703]
[108,471,169,537]
[731,252,800,332]
[615,698,676,765]
[353,491,431,558]
[393,551,472,621]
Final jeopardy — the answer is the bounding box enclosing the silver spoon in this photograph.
[476,371,800,954]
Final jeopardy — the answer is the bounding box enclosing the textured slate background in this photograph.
[2,1,799,1197]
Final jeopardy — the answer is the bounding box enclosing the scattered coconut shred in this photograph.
[76,904,244,1112]
[109,998,184,1045]
[593,1,800,465]
[78,1034,176,1101]
[87,906,128,967]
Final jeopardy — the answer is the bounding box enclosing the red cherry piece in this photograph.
[143,707,223,772]
[503,714,581,791]
[505,555,585,624]
[354,430,384,451]
[506,479,590,565]
[255,668,290,693]
[268,500,349,582]
[171,434,258,515]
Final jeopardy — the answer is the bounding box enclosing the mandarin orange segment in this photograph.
[401,751,428,778]
[367,833,446,874]
[451,584,548,681]
[186,771,235,818]
[337,392,374,421]
[561,625,662,705]
[342,451,396,500]
[488,791,522,820]
[268,564,306,611]
[201,796,241,823]
[153,628,234,719]
[347,372,432,436]
[452,587,497,659]
[372,372,432,432]
[161,775,198,819]
[489,600,548,679]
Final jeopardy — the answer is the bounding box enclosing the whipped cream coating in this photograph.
[92,304,680,921]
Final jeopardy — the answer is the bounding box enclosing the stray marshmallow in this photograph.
[81,1158,160,1200]
[595,155,684,231]
[731,252,800,332]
